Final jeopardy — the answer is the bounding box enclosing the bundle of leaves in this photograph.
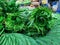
[5,13,25,32]
[24,7,53,36]
[0,0,24,33]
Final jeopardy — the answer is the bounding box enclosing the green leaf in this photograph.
[0,33,38,45]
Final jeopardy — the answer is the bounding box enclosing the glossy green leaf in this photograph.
[0,33,38,45]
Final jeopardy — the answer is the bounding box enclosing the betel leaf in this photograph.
[0,33,38,45]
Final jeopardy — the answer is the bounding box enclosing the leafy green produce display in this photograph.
[0,0,60,45]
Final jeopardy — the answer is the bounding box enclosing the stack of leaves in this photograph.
[0,0,23,33]
[24,7,53,36]
[5,13,24,32]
